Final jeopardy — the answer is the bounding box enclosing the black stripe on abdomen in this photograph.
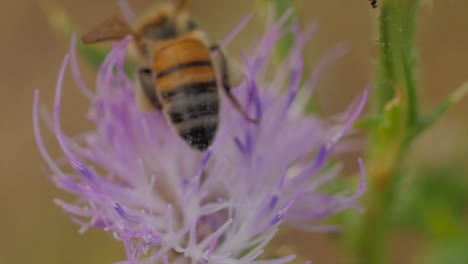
[162,81,219,151]
[156,60,213,79]
[169,101,219,124]
[160,81,217,101]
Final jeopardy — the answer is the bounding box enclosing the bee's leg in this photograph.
[210,44,260,124]
[135,67,162,112]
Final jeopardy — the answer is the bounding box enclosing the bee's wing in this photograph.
[81,15,134,44]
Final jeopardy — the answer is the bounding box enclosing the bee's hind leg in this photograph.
[135,67,162,112]
[210,44,260,124]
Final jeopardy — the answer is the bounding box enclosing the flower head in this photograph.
[34,10,367,264]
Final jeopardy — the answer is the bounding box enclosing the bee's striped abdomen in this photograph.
[152,38,219,151]
[162,81,219,151]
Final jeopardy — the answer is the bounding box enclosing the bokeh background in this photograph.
[1,0,467,263]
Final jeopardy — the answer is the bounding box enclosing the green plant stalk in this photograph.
[400,0,420,127]
[353,2,468,264]
[374,4,396,114]
[356,79,468,263]
[353,1,421,264]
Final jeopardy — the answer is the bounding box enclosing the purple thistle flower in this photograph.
[34,10,368,264]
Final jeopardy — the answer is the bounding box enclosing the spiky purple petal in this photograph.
[34,11,368,264]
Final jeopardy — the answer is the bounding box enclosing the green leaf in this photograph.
[408,80,468,141]
[355,115,387,129]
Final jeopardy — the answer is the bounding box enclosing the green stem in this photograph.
[353,1,422,264]
[360,79,468,262]
[401,1,420,127]
[375,4,395,113]
[402,50,419,126]
[353,81,468,264]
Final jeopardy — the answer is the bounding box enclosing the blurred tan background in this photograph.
[0,0,467,263]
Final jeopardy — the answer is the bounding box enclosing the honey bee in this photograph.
[82,0,258,151]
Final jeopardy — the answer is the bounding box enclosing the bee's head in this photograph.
[135,0,199,42]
